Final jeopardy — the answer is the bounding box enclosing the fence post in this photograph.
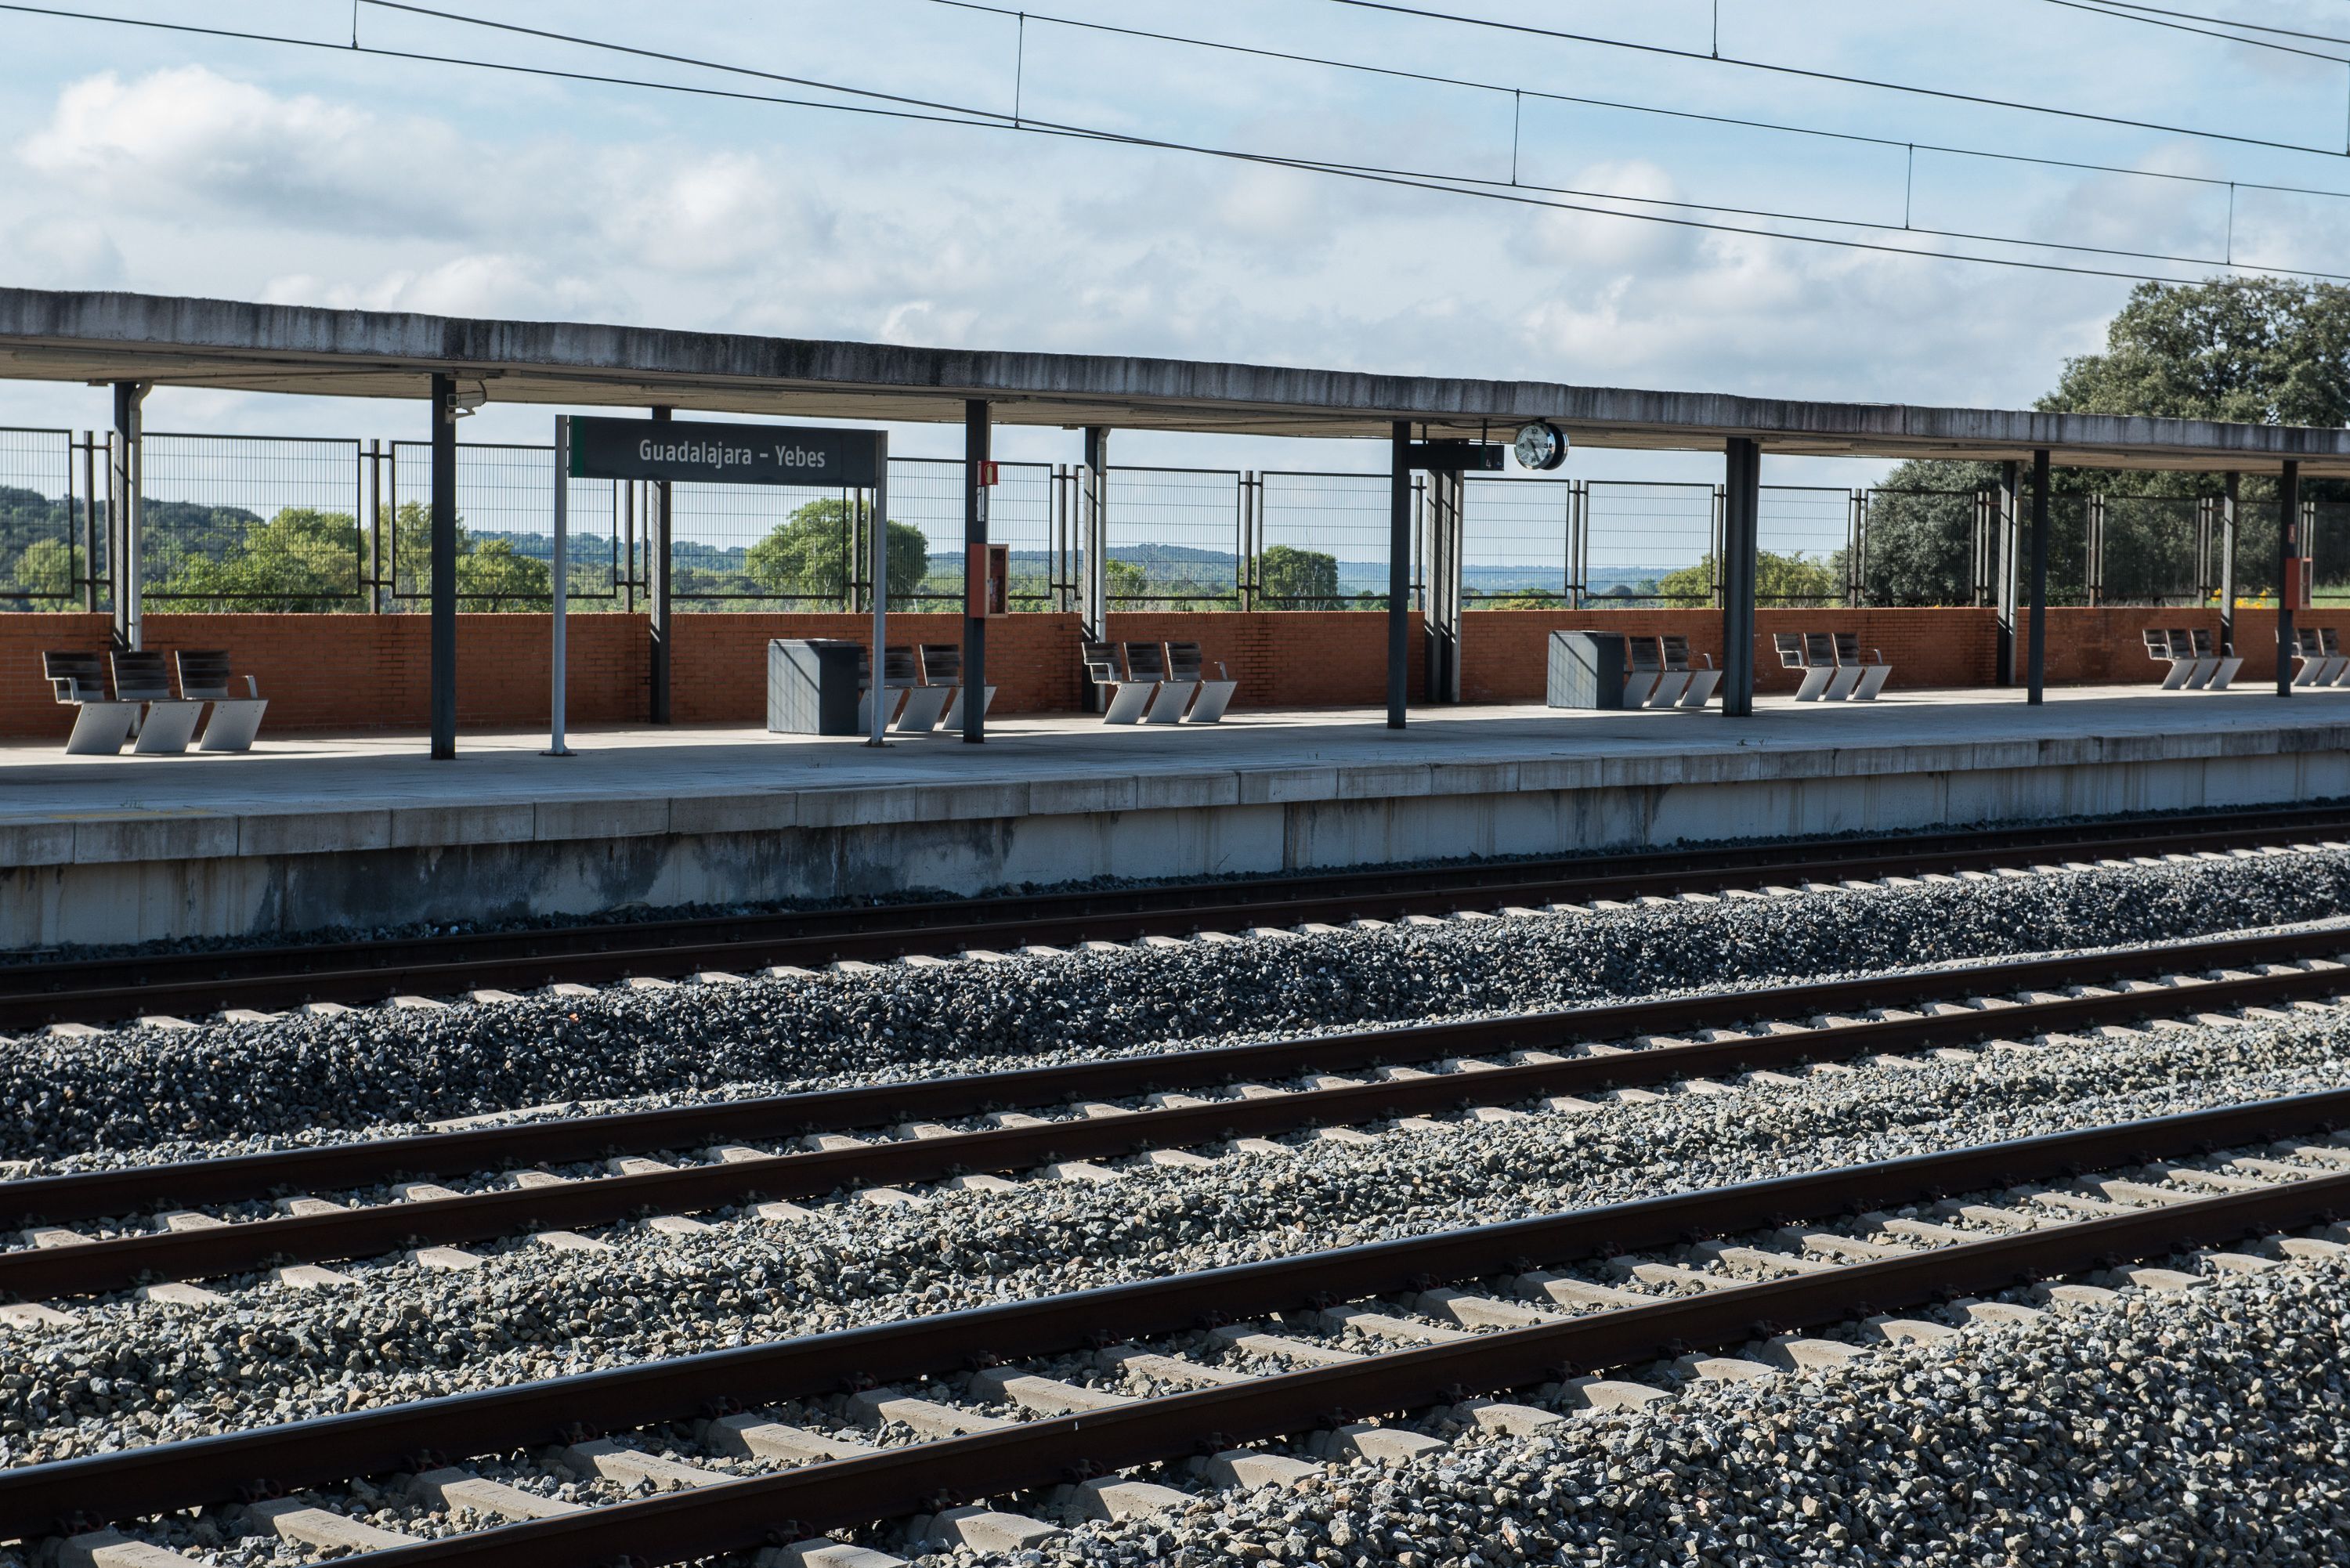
[1846,489,1864,608]
[1709,485,1726,609]
[78,430,99,612]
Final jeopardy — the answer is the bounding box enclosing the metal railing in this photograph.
[4,422,2328,613]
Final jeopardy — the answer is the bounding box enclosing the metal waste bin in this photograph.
[1546,630,1629,709]
[768,638,863,735]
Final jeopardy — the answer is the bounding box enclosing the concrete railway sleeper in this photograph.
[11,803,2350,1035]
[9,928,2350,1305]
[14,1091,2350,1566]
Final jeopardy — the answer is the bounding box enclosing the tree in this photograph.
[1105,558,1148,605]
[1654,550,1839,607]
[455,536,552,610]
[160,507,363,612]
[745,497,930,605]
[1256,544,1340,608]
[1859,279,2350,605]
[5,537,75,601]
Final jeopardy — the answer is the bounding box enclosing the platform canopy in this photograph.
[2,287,2346,475]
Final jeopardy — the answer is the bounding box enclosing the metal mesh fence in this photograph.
[0,427,82,607]
[667,477,848,606]
[1462,475,1574,604]
[2093,495,2200,605]
[880,457,1058,606]
[30,419,2325,620]
[1582,481,1716,604]
[1105,467,1240,607]
[1757,485,1850,605]
[1856,488,1979,607]
[389,441,630,608]
[1256,471,1391,607]
[142,432,363,608]
[2306,502,2350,604]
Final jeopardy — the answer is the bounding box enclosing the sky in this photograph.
[3,0,2348,573]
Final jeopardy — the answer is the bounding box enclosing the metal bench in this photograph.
[110,649,205,754]
[1661,635,1718,708]
[1166,641,1236,723]
[2164,628,2217,689]
[2292,627,2335,687]
[1772,633,1820,699]
[1622,636,1665,707]
[1083,640,1155,724]
[1640,637,1690,707]
[856,645,924,732]
[2323,627,2348,687]
[920,643,996,731]
[2144,627,2196,688]
[891,645,953,734]
[1833,632,1893,701]
[43,650,141,755]
[2190,628,2240,692]
[175,649,269,751]
[1804,632,1860,700]
[1125,641,1191,724]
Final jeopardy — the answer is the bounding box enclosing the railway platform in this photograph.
[6,685,2348,948]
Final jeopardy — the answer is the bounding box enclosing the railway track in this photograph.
[11,801,2350,1035]
[6,920,2346,1308]
[15,1089,2350,1567]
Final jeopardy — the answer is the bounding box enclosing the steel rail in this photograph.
[5,803,2347,1032]
[7,928,2347,1299]
[8,1086,2344,1543]
[336,1164,2350,1567]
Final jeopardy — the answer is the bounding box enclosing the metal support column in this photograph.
[1995,461,2020,685]
[108,381,146,650]
[2220,472,2238,660]
[429,372,458,761]
[648,406,673,724]
[2026,447,2050,706]
[1719,436,1759,717]
[1423,468,1464,703]
[963,399,990,743]
[2279,459,2301,698]
[1387,421,1412,729]
[1079,426,1109,643]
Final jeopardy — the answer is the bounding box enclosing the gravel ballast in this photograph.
[11,849,2350,1165]
[1006,1252,2350,1567]
[6,1004,2348,1469]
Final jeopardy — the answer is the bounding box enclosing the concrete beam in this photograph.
[3,288,2346,471]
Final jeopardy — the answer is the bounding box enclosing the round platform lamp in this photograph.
[1514,421,1568,471]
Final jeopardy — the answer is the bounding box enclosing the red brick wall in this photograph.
[9,605,2348,738]
[1461,608,1998,700]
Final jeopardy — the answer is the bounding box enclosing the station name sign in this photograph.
[568,415,884,488]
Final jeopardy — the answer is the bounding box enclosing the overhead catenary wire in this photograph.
[2061,0,2350,51]
[927,0,2350,208]
[352,0,2350,281]
[1321,0,2350,157]
[0,0,2335,291]
[2041,0,2350,62]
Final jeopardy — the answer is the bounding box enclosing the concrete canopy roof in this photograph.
[2,286,2345,475]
